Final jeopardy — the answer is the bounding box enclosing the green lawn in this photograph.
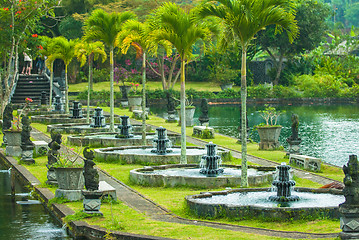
[68,80,240,92]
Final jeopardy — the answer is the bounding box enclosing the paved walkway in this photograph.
[30,125,339,239]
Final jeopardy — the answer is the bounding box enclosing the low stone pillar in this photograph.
[82,191,103,216]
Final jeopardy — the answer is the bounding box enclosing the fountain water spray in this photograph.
[200,142,224,177]
[269,163,299,202]
[151,127,173,154]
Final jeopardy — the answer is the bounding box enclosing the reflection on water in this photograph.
[0,166,71,239]
[151,104,359,166]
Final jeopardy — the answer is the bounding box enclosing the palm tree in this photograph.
[199,0,298,187]
[118,20,153,145]
[83,9,136,132]
[75,41,107,123]
[47,36,79,113]
[149,2,213,164]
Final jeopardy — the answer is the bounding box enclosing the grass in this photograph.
[68,80,241,93]
[19,105,343,239]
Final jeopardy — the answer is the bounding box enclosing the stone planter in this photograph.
[177,107,196,127]
[257,126,282,150]
[128,96,142,111]
[119,85,132,100]
[54,167,85,201]
[3,130,22,157]
[220,83,233,91]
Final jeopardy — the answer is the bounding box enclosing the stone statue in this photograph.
[3,103,13,130]
[199,98,209,126]
[342,155,359,206]
[20,115,34,149]
[166,91,175,113]
[47,132,62,166]
[288,114,300,141]
[83,147,99,191]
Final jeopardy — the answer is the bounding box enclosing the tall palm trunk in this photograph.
[49,62,54,108]
[142,52,147,145]
[180,59,186,164]
[109,47,115,132]
[65,64,69,114]
[240,47,248,187]
[87,57,93,124]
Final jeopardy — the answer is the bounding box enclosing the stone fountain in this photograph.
[69,101,83,119]
[130,142,274,188]
[90,107,106,128]
[151,127,172,154]
[186,162,345,220]
[116,115,133,138]
[268,163,299,202]
[95,127,227,165]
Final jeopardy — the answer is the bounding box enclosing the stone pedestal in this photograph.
[20,148,35,164]
[289,154,321,171]
[120,101,128,108]
[132,110,148,120]
[166,110,177,123]
[339,204,359,239]
[193,126,215,139]
[46,167,58,186]
[82,190,103,216]
[33,140,49,156]
[287,139,302,155]
[4,130,22,157]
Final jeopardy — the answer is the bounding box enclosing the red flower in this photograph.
[10,25,12,28]
[32,34,38,38]
[25,98,33,102]
[38,45,43,50]
[3,8,9,11]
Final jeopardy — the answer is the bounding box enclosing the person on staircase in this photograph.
[21,51,32,75]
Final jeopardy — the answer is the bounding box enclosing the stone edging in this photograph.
[0,149,174,240]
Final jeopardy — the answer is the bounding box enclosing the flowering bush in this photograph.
[11,97,33,130]
[128,82,141,96]
[114,59,140,86]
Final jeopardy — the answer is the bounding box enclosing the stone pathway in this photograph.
[30,127,339,239]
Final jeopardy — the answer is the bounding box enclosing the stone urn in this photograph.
[119,85,132,100]
[54,167,85,201]
[256,126,282,150]
[220,83,233,91]
[177,107,196,127]
[128,95,142,111]
[3,130,22,157]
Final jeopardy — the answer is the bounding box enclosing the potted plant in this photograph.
[51,145,85,200]
[256,105,283,150]
[210,65,239,91]
[127,82,142,110]
[3,98,33,157]
[176,95,196,127]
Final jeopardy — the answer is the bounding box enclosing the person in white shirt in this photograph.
[21,52,32,75]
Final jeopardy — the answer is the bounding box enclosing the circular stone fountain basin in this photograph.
[31,114,120,124]
[47,123,152,134]
[186,188,344,220]
[130,164,275,188]
[67,132,181,147]
[94,146,229,165]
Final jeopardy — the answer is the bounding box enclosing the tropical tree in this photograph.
[118,20,154,145]
[75,41,107,123]
[149,2,213,164]
[83,9,136,132]
[47,36,78,113]
[199,0,298,187]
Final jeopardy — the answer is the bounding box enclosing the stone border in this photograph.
[186,187,343,221]
[130,164,275,188]
[0,149,174,240]
[94,146,229,165]
[31,114,121,124]
[47,123,152,134]
[67,132,181,147]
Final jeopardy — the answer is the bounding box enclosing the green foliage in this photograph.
[59,16,83,40]
[78,90,121,100]
[294,74,347,98]
[64,211,102,223]
[92,68,110,83]
[258,104,283,126]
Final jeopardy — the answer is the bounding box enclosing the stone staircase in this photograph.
[11,74,50,105]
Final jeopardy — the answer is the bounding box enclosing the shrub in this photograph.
[248,84,273,98]
[216,89,240,99]
[92,68,110,83]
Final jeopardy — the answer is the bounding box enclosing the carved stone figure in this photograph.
[199,98,209,126]
[166,91,175,113]
[47,132,62,166]
[288,114,300,141]
[342,155,359,206]
[2,103,13,130]
[20,115,34,148]
[83,147,99,191]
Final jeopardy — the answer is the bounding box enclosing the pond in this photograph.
[151,103,359,167]
[0,165,71,239]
